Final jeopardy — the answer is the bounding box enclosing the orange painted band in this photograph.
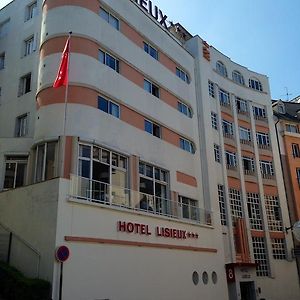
[65,236,217,253]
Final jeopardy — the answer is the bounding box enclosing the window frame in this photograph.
[232,70,245,85]
[176,67,190,83]
[16,113,29,137]
[99,49,120,73]
[143,41,158,60]
[249,78,263,92]
[144,119,161,138]
[177,101,192,118]
[179,137,195,154]
[98,96,120,118]
[18,73,32,96]
[99,7,120,30]
[216,61,227,77]
[25,1,38,22]
[144,79,160,98]
[0,52,5,70]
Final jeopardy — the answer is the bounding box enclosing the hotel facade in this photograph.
[0,0,299,299]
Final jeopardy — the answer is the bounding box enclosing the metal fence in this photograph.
[69,174,213,226]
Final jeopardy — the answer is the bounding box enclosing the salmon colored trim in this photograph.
[238,119,251,128]
[235,219,251,263]
[37,87,191,152]
[64,136,73,179]
[41,36,185,111]
[176,171,197,187]
[64,236,217,253]
[43,0,99,14]
[245,182,259,193]
[259,154,273,161]
[269,232,285,239]
[263,186,278,195]
[255,125,269,133]
[36,86,98,109]
[221,112,234,122]
[228,177,241,190]
[130,155,139,192]
[251,230,265,237]
[224,144,237,153]
[241,150,255,157]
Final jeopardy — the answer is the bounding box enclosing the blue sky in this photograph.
[1,0,299,100]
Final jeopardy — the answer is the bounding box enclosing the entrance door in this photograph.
[240,282,256,300]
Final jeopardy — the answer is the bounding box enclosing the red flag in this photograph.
[53,37,70,88]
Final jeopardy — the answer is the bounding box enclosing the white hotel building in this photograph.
[0,0,299,299]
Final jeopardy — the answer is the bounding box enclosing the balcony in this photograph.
[244,169,255,176]
[223,132,234,139]
[258,143,271,150]
[254,115,267,122]
[69,175,212,226]
[240,139,252,146]
[237,109,249,117]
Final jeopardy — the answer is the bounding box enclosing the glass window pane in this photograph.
[15,163,27,188]
[145,120,152,134]
[79,159,90,178]
[144,42,149,53]
[155,168,160,180]
[110,102,120,118]
[45,142,56,180]
[144,80,151,93]
[106,54,116,70]
[112,153,118,167]
[36,145,45,182]
[109,15,119,30]
[100,8,109,22]
[98,50,105,64]
[79,145,91,158]
[101,149,110,164]
[119,156,127,169]
[99,97,109,113]
[149,46,158,59]
[93,147,100,160]
[146,165,153,177]
[4,163,16,189]
[139,163,145,175]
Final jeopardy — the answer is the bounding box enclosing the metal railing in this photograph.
[0,223,40,278]
[69,174,213,225]
[223,132,234,139]
[240,139,253,146]
[258,143,271,150]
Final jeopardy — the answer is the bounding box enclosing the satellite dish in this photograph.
[293,221,300,242]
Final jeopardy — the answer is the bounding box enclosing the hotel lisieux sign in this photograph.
[118,221,199,240]
[132,0,169,29]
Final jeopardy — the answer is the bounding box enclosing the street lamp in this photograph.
[286,221,300,242]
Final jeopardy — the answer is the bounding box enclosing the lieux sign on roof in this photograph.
[133,0,168,29]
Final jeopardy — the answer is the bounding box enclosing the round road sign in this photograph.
[55,246,70,263]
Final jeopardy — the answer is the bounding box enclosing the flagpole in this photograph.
[61,31,72,178]
[63,31,72,137]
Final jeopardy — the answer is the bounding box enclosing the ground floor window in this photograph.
[139,162,169,215]
[34,142,57,182]
[3,156,28,189]
[271,238,287,260]
[252,237,269,277]
[78,144,128,205]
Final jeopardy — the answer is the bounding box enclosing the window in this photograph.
[144,79,160,98]
[139,162,169,215]
[99,7,119,30]
[222,120,234,137]
[3,156,27,189]
[265,195,283,231]
[0,19,10,38]
[292,143,300,158]
[256,132,270,147]
[18,73,31,96]
[229,188,243,224]
[178,101,192,118]
[98,96,120,118]
[252,237,269,277]
[0,52,5,70]
[180,137,195,153]
[99,50,119,72]
[24,36,35,56]
[296,168,300,186]
[34,142,57,183]
[16,114,28,137]
[278,105,285,114]
[253,106,266,119]
[242,157,255,174]
[286,124,298,133]
[145,119,161,138]
[249,78,263,92]
[144,42,158,60]
[25,1,37,21]
[211,112,218,130]
[216,61,227,77]
[78,144,128,205]
[176,67,189,83]
[225,151,237,169]
[239,127,251,142]
[219,89,230,106]
[232,70,244,85]
[179,196,199,221]
[260,160,274,177]
[247,193,263,230]
[272,239,287,260]
[218,185,227,225]
[208,80,215,98]
[236,97,248,114]
[214,144,221,163]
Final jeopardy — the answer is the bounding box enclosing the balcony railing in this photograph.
[226,164,237,171]
[240,139,252,146]
[261,173,275,180]
[254,115,267,121]
[244,169,255,176]
[69,175,212,225]
[237,109,249,116]
[258,143,271,150]
[223,132,234,139]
